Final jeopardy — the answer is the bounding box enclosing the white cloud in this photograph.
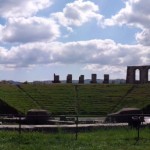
[136,29,150,46]
[0,0,52,18]
[83,64,125,78]
[52,0,102,28]
[0,0,150,80]
[1,17,60,43]
[105,0,150,28]
[0,47,7,61]
[104,0,150,46]
[0,39,149,69]
[0,24,4,41]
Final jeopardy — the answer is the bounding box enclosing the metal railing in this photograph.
[0,113,150,141]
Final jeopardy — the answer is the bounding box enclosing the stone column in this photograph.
[52,73,61,83]
[103,74,109,84]
[66,74,72,83]
[90,74,97,83]
[79,75,84,84]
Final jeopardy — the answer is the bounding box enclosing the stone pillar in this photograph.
[126,66,136,84]
[141,66,149,83]
[79,75,84,84]
[66,74,72,83]
[103,74,109,84]
[52,73,61,83]
[90,74,97,83]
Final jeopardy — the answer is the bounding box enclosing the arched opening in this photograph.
[148,69,150,81]
[135,69,140,81]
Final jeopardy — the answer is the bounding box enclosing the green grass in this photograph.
[0,83,150,115]
[0,128,150,150]
[0,84,40,113]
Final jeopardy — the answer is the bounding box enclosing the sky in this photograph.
[0,0,150,82]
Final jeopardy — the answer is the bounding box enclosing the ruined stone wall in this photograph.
[52,73,111,84]
[52,74,61,83]
[126,65,150,84]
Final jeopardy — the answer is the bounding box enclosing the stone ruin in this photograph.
[66,74,72,83]
[52,73,110,84]
[103,74,109,84]
[79,75,84,84]
[126,65,150,84]
[52,65,150,84]
[52,73,61,83]
[90,74,97,83]
[26,109,51,124]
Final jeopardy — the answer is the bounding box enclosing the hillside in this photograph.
[0,83,150,116]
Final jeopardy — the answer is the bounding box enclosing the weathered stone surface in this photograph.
[79,75,84,84]
[103,74,109,84]
[52,73,61,83]
[26,109,51,124]
[90,74,97,83]
[126,65,150,84]
[66,74,72,83]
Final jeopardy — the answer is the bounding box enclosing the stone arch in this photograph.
[126,65,150,84]
[134,68,140,82]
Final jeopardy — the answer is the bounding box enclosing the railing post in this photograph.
[75,115,78,140]
[137,126,140,141]
[19,114,21,134]
[131,116,141,141]
[74,85,79,140]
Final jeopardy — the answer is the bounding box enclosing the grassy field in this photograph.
[0,83,150,115]
[0,128,150,150]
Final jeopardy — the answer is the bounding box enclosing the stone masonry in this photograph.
[78,75,84,84]
[52,73,61,83]
[66,74,72,83]
[103,74,109,84]
[126,65,150,84]
[90,74,97,83]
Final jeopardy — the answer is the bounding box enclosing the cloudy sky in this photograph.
[0,0,150,81]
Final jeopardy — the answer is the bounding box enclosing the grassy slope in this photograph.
[0,83,150,115]
[0,83,40,113]
[19,84,76,114]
